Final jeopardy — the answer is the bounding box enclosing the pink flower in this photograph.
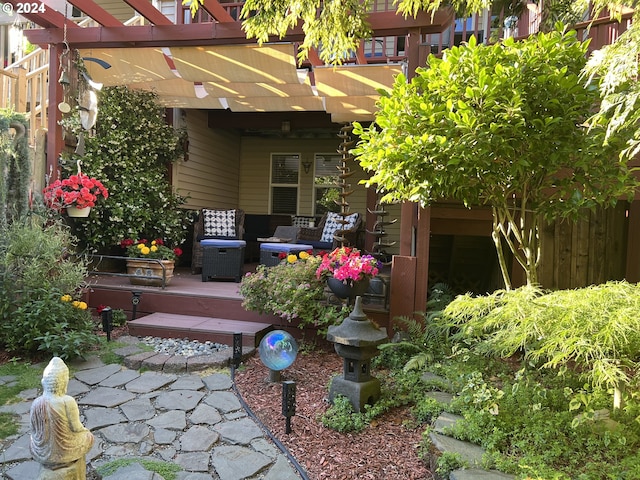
[315,247,380,283]
[43,173,109,211]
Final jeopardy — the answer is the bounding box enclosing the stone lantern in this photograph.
[326,296,388,412]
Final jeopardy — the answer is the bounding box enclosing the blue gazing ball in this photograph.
[258,330,298,371]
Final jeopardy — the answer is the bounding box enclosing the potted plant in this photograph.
[315,247,380,302]
[43,172,109,217]
[120,238,183,286]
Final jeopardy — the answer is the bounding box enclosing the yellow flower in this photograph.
[61,294,72,302]
[72,300,79,308]
[151,240,157,245]
[141,246,151,255]
[151,245,158,252]
[77,301,88,310]
[137,243,145,249]
[299,251,310,260]
[287,254,298,264]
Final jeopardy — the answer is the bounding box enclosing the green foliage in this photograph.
[321,395,369,432]
[96,458,182,480]
[584,22,640,161]
[413,395,445,423]
[322,370,429,432]
[0,110,30,229]
[240,0,372,64]
[443,367,640,478]
[435,451,467,477]
[112,309,127,327]
[404,282,640,477]
[353,28,637,288]
[0,216,99,358]
[239,254,349,332]
[440,282,640,401]
[0,360,44,440]
[57,86,192,252]
[375,282,455,371]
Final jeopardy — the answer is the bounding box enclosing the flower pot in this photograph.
[327,277,370,303]
[126,259,175,287]
[66,206,91,217]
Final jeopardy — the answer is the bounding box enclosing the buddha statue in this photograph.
[30,357,94,479]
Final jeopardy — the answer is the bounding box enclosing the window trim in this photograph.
[269,152,301,215]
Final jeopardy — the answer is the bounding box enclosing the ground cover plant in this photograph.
[400,282,640,479]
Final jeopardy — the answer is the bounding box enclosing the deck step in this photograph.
[128,312,273,348]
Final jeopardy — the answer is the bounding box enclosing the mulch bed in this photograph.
[233,348,435,480]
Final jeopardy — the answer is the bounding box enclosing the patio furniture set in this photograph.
[192,208,363,282]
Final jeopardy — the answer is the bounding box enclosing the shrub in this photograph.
[440,283,640,409]
[239,252,349,332]
[0,216,100,358]
[56,86,192,252]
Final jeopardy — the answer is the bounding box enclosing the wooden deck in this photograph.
[85,265,282,347]
[85,264,390,346]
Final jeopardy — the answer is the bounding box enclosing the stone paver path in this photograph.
[0,337,302,480]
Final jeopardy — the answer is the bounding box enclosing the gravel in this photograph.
[140,336,230,357]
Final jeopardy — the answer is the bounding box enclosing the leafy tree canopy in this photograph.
[352,28,637,288]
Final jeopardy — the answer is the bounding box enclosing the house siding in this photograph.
[175,109,241,209]
[238,136,367,216]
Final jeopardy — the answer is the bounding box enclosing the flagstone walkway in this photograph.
[0,337,303,480]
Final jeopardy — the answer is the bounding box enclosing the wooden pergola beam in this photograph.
[3,0,79,29]
[124,0,174,26]
[67,0,124,27]
[23,8,454,49]
[201,0,236,23]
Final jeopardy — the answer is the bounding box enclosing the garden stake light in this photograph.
[101,306,112,342]
[233,332,243,369]
[282,380,296,434]
[131,291,142,320]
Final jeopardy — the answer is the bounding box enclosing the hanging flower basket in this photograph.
[66,206,91,217]
[43,172,109,215]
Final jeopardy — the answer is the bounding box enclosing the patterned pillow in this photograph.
[202,209,236,238]
[320,212,358,243]
[292,216,315,227]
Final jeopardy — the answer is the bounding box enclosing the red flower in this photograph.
[173,247,183,257]
[43,173,109,211]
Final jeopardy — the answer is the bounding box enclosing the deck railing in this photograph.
[0,48,49,146]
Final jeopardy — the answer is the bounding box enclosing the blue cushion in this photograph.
[201,239,246,248]
[260,243,312,253]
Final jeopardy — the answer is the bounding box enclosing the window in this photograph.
[314,154,342,215]
[271,154,300,214]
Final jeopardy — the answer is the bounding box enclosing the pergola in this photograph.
[8,0,456,319]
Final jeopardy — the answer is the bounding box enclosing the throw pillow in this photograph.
[320,212,358,243]
[202,209,236,237]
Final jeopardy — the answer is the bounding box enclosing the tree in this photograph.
[584,22,640,162]
[352,29,637,289]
